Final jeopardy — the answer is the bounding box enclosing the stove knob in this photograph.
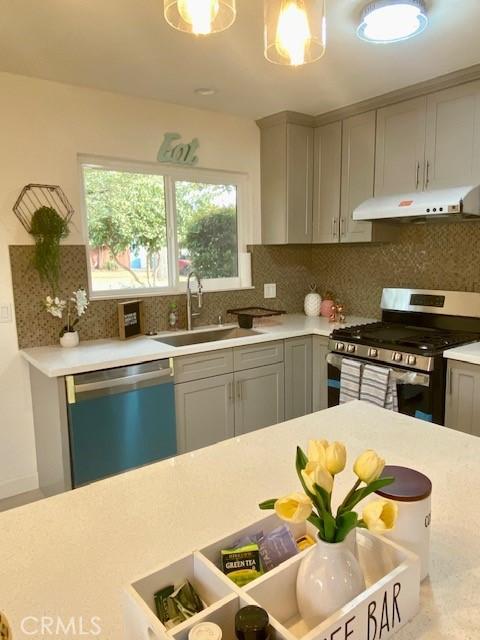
[368,348,378,358]
[336,342,345,351]
[407,355,417,366]
[347,344,356,354]
[392,352,403,363]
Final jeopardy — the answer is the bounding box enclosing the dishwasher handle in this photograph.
[66,364,173,404]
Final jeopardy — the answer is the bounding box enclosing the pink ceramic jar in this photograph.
[320,298,335,317]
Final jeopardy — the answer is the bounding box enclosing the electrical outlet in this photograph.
[0,303,12,323]
[264,283,277,299]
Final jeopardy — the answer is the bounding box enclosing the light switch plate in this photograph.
[0,303,12,323]
[264,283,276,299]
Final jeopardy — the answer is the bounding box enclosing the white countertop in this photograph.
[0,401,478,639]
[444,341,480,366]
[20,314,374,377]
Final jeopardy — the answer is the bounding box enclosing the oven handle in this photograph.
[326,353,430,387]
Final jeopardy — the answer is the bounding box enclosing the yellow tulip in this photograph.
[307,439,329,464]
[301,461,334,494]
[362,499,398,533]
[326,441,346,475]
[274,493,313,523]
[353,449,385,484]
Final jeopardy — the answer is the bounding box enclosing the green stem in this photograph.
[338,479,361,514]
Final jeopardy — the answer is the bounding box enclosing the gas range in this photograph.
[327,288,480,425]
[329,321,480,372]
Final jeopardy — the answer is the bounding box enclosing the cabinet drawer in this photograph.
[174,349,234,383]
[233,340,284,372]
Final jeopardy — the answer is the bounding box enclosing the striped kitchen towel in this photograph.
[385,376,399,412]
[339,358,363,404]
[360,364,390,408]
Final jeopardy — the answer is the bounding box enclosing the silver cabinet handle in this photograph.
[425,160,430,190]
[236,380,243,400]
[340,218,346,237]
[448,368,453,395]
[228,381,233,401]
[415,161,420,190]
[332,218,337,238]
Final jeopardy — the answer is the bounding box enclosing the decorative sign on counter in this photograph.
[157,133,200,166]
[118,300,144,340]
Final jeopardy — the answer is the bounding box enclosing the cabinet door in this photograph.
[425,81,480,190]
[175,374,235,453]
[445,361,480,437]
[312,336,329,412]
[287,124,314,243]
[340,111,376,243]
[375,97,426,196]
[234,363,285,435]
[312,122,342,243]
[260,123,288,244]
[285,336,312,420]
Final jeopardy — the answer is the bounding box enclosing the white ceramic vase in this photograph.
[60,330,79,348]
[304,285,322,317]
[296,537,365,627]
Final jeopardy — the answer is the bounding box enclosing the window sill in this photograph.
[89,286,255,302]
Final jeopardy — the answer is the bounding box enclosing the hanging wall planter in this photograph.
[12,184,74,292]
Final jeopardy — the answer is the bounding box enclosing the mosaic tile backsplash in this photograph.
[10,244,312,348]
[10,220,480,348]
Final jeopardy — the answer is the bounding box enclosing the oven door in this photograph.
[326,353,435,422]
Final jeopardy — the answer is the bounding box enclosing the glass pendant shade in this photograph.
[164,0,236,35]
[264,0,326,66]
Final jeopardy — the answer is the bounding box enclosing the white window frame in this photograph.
[78,155,251,300]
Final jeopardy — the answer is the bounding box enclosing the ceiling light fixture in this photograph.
[264,0,326,66]
[164,0,236,36]
[357,0,428,44]
[194,87,217,96]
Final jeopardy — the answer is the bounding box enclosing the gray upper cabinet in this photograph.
[313,122,342,243]
[258,116,314,244]
[234,363,285,435]
[285,336,312,420]
[340,111,376,243]
[375,97,427,196]
[425,81,480,190]
[444,360,480,437]
[175,373,235,453]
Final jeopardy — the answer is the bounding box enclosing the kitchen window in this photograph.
[80,159,247,298]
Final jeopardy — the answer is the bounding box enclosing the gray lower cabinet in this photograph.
[312,336,330,412]
[234,363,285,435]
[444,360,480,437]
[285,336,312,419]
[175,373,235,452]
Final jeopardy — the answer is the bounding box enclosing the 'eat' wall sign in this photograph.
[157,132,200,166]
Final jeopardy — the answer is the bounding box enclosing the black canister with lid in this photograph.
[235,606,270,640]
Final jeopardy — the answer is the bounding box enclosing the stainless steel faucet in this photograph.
[186,271,203,331]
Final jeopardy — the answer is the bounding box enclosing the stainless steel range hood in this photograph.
[353,185,480,222]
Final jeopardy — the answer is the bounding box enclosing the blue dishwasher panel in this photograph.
[68,382,176,487]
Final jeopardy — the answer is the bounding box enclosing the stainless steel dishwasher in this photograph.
[65,359,176,487]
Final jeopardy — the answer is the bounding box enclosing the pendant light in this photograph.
[357,0,428,43]
[264,0,326,66]
[164,0,236,36]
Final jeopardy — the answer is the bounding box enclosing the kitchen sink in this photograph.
[154,327,260,347]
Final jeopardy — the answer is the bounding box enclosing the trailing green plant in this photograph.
[30,206,70,292]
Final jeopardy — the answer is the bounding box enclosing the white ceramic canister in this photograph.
[376,465,432,581]
[304,284,322,317]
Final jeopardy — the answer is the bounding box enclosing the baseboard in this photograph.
[0,473,39,500]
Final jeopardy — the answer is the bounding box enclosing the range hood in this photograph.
[353,185,480,222]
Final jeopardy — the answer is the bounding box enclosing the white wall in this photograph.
[0,71,261,499]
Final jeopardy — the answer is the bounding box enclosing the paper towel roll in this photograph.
[239,252,252,287]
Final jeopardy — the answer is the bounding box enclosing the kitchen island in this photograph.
[0,401,478,639]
